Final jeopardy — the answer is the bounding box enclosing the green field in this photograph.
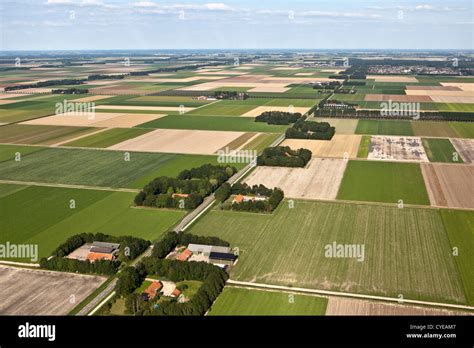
[186,102,256,116]
[337,160,430,205]
[356,136,371,158]
[355,120,414,136]
[449,122,474,139]
[411,121,460,138]
[190,201,466,303]
[422,138,463,163]
[0,184,186,261]
[219,98,317,107]
[63,128,153,148]
[0,124,100,145]
[0,145,241,189]
[137,115,287,133]
[441,210,474,305]
[208,287,327,315]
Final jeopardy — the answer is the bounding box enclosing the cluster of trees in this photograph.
[257,146,312,168]
[255,111,303,125]
[214,91,248,100]
[329,74,349,80]
[52,88,88,94]
[134,165,237,210]
[343,80,366,86]
[129,63,211,76]
[312,81,341,90]
[88,74,126,81]
[285,120,335,140]
[152,232,229,259]
[113,232,230,316]
[39,233,151,275]
[5,78,84,91]
[40,257,120,275]
[51,232,150,262]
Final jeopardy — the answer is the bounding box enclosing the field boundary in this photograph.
[227,280,474,312]
[0,179,140,193]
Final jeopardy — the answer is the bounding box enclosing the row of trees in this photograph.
[5,78,84,91]
[285,120,335,140]
[88,74,126,81]
[214,91,248,100]
[255,111,304,125]
[40,257,120,275]
[52,88,88,94]
[257,146,312,168]
[134,164,237,210]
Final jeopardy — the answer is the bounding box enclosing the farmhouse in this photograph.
[187,243,231,257]
[176,248,192,261]
[209,252,237,266]
[232,194,268,204]
[171,193,190,199]
[86,241,120,261]
[143,281,162,300]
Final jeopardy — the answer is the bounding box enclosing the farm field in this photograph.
[0,124,100,145]
[63,128,153,148]
[0,144,238,188]
[421,164,474,209]
[108,128,251,155]
[337,160,430,205]
[281,135,361,159]
[0,184,186,260]
[357,135,371,158]
[185,102,256,116]
[411,121,460,138]
[356,120,414,136]
[325,297,469,315]
[312,117,359,134]
[422,138,463,163]
[190,201,466,304]
[367,136,428,162]
[138,115,288,133]
[0,265,105,315]
[244,158,347,200]
[208,287,327,315]
[449,122,474,138]
[441,210,474,305]
[450,138,474,163]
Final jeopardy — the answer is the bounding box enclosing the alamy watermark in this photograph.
[380,100,420,120]
[217,147,257,164]
[55,99,95,119]
[324,242,365,262]
[0,242,38,262]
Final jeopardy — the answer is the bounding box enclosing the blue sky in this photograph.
[1,0,472,50]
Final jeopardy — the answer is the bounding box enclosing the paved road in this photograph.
[227,280,474,311]
[77,279,118,316]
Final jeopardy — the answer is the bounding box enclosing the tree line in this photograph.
[285,120,335,140]
[257,146,312,167]
[255,111,303,125]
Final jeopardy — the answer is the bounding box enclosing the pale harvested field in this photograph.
[242,106,311,117]
[0,93,25,99]
[451,138,474,163]
[71,95,114,103]
[406,86,461,91]
[441,83,474,92]
[0,99,27,105]
[421,163,474,209]
[272,67,301,70]
[22,112,164,128]
[96,105,195,112]
[248,86,290,93]
[244,158,347,200]
[281,135,361,159]
[312,118,358,134]
[0,265,105,315]
[365,94,433,102]
[321,69,345,73]
[125,76,225,83]
[325,297,470,316]
[406,90,474,97]
[430,96,474,104]
[109,128,246,155]
[295,73,315,76]
[197,70,247,75]
[368,136,428,162]
[366,75,418,83]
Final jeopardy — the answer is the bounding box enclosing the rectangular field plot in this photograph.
[441,210,474,305]
[63,128,153,148]
[356,120,414,136]
[185,102,256,116]
[0,124,100,145]
[0,184,186,260]
[22,112,165,128]
[208,287,327,315]
[0,145,231,188]
[137,115,288,133]
[0,266,105,315]
[421,164,474,209]
[337,160,430,205]
[312,117,359,134]
[450,138,474,163]
[449,122,474,139]
[190,201,466,303]
[411,121,460,138]
[325,297,469,315]
[422,138,463,163]
[368,136,428,162]
[281,135,361,159]
[108,129,249,155]
[241,106,311,117]
[244,158,347,200]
